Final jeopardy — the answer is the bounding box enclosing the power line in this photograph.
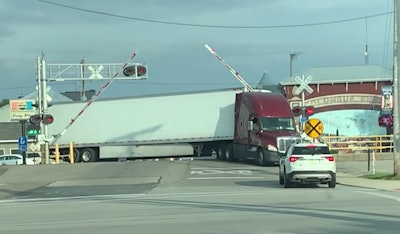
[36,0,391,29]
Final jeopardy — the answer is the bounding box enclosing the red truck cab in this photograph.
[232,91,301,165]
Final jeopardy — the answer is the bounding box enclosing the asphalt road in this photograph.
[0,158,399,234]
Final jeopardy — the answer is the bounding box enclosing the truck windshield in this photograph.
[260,117,296,131]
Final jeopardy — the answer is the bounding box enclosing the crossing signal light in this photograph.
[43,114,54,125]
[291,106,302,116]
[29,114,42,125]
[304,106,314,117]
[123,64,147,77]
[28,114,54,125]
[136,65,147,77]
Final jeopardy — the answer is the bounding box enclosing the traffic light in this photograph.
[29,114,54,125]
[304,106,314,117]
[27,125,40,139]
[43,114,54,125]
[123,64,147,77]
[291,106,302,116]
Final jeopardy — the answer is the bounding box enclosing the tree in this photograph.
[0,99,9,108]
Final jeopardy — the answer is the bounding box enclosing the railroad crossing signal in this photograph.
[123,64,147,77]
[292,106,302,116]
[291,106,314,118]
[304,106,314,117]
[88,65,104,79]
[304,118,324,139]
[45,63,148,81]
[29,114,54,125]
[294,74,313,95]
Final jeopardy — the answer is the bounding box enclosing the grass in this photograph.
[362,172,400,180]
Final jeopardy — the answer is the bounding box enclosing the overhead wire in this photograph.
[34,0,396,89]
[36,0,392,29]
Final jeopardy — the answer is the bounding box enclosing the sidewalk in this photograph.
[336,159,400,191]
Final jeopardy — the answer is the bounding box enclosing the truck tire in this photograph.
[224,144,235,162]
[256,150,265,166]
[73,148,81,163]
[216,145,226,160]
[80,148,98,162]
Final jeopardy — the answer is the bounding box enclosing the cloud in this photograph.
[0,0,394,100]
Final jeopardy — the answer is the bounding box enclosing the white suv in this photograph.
[279,142,336,188]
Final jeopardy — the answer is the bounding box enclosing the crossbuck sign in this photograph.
[294,74,313,95]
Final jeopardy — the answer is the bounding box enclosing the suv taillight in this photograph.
[324,156,335,161]
[289,156,303,162]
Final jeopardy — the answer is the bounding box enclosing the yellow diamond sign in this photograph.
[304,118,324,139]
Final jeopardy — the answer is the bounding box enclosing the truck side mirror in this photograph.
[247,121,253,131]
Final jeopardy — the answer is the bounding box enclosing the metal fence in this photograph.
[320,135,393,154]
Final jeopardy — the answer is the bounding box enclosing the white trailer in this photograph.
[47,88,243,162]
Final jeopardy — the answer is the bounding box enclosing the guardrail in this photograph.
[320,134,393,154]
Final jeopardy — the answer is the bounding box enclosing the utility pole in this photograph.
[365,18,369,65]
[393,0,400,176]
[289,52,302,77]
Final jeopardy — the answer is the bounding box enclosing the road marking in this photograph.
[191,167,258,170]
[188,176,265,180]
[190,169,253,175]
[356,191,400,202]
[0,191,269,206]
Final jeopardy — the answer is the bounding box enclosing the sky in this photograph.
[0,0,395,101]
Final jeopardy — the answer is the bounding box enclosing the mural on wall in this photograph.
[312,109,386,136]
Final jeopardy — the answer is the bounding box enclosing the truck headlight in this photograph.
[267,144,278,152]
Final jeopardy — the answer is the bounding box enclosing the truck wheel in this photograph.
[80,148,98,162]
[73,148,81,163]
[328,174,336,188]
[257,150,265,166]
[224,144,235,162]
[216,145,226,160]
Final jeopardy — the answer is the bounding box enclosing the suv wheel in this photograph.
[283,169,292,188]
[328,174,336,188]
[279,168,284,185]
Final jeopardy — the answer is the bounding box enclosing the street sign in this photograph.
[9,99,36,121]
[18,136,28,152]
[304,118,324,139]
[294,74,313,95]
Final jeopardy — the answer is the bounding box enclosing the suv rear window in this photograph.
[292,146,331,155]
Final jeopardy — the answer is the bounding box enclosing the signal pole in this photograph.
[393,0,400,176]
[36,55,51,164]
[41,57,51,164]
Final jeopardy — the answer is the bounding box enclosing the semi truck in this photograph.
[46,87,301,165]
